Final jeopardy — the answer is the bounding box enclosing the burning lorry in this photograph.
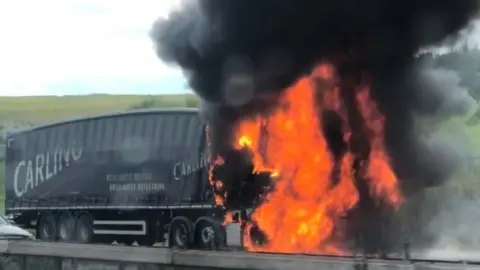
[4,101,453,255]
[4,108,255,249]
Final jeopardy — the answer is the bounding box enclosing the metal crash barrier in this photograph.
[0,240,480,270]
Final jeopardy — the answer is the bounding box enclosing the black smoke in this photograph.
[150,0,479,255]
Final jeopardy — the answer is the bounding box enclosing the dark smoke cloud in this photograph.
[151,0,479,193]
[151,0,480,254]
[418,68,475,118]
[426,17,480,51]
[151,0,478,102]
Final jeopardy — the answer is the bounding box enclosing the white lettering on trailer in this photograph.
[108,182,165,192]
[13,145,83,197]
[106,172,153,182]
[173,152,208,181]
[106,172,165,192]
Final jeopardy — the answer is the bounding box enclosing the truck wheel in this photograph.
[38,213,56,241]
[57,212,76,242]
[169,218,192,249]
[194,219,225,249]
[248,224,268,246]
[75,214,93,244]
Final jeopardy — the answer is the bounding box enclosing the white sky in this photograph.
[0,1,478,97]
[0,0,184,96]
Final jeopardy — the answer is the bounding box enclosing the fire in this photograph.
[355,87,402,205]
[206,126,226,206]
[232,63,403,254]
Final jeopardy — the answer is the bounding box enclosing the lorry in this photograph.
[4,108,248,249]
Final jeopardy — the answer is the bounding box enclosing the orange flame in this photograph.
[206,126,226,207]
[232,63,402,254]
[355,87,402,205]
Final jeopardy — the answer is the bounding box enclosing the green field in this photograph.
[0,94,198,131]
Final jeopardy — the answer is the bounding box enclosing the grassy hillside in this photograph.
[0,94,198,132]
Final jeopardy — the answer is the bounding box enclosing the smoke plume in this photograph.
[417,68,475,118]
[150,0,480,254]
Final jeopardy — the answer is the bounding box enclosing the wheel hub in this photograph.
[79,226,88,241]
[42,225,51,238]
[59,219,73,239]
[60,226,67,239]
[201,226,214,243]
[175,224,187,246]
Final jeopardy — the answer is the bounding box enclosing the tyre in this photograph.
[247,224,268,246]
[168,218,192,249]
[75,214,94,244]
[37,213,56,241]
[194,218,226,250]
[57,212,76,242]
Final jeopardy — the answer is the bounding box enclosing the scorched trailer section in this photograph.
[4,108,243,249]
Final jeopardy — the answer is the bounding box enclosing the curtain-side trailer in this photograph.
[4,108,245,249]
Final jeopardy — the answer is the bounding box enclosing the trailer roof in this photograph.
[7,107,200,135]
